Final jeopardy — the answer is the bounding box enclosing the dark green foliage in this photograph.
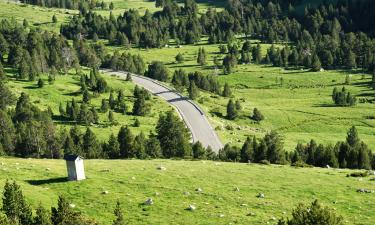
[34,203,52,225]
[277,200,344,225]
[0,110,16,155]
[222,54,237,74]
[104,133,120,159]
[51,196,83,225]
[145,134,162,158]
[117,126,134,158]
[332,87,356,106]
[101,99,109,113]
[112,200,125,225]
[226,99,237,120]
[192,141,206,159]
[311,54,321,72]
[52,15,57,23]
[132,93,150,116]
[252,108,264,122]
[2,180,32,225]
[197,47,206,65]
[108,110,115,124]
[175,53,184,63]
[82,128,102,158]
[144,61,169,81]
[292,126,373,170]
[0,62,5,81]
[156,111,191,158]
[133,118,140,127]
[222,83,232,97]
[103,51,145,74]
[126,73,132,81]
[188,80,199,100]
[0,81,15,110]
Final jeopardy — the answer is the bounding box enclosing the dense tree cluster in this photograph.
[102,51,145,74]
[219,131,287,164]
[0,19,78,81]
[144,61,169,81]
[21,0,112,10]
[291,126,374,170]
[172,69,221,95]
[332,86,356,106]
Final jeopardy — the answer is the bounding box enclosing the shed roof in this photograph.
[64,155,83,161]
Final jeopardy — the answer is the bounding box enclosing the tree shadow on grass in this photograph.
[26,177,68,186]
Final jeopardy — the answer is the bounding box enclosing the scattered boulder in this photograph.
[257,193,265,198]
[187,205,196,211]
[218,214,224,218]
[69,204,76,208]
[144,198,154,205]
[234,187,240,192]
[195,188,203,193]
[154,192,160,196]
[102,190,109,195]
[183,191,190,196]
[247,212,256,216]
[46,168,50,171]
[240,203,247,206]
[326,165,330,169]
[369,171,375,175]
[157,166,166,171]
[356,188,374,193]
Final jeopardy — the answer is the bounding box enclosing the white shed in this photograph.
[64,155,86,181]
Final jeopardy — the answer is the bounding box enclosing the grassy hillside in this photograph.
[3,67,174,141]
[0,157,374,224]
[121,39,375,150]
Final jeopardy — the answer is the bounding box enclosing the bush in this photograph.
[259,159,270,165]
[277,200,344,225]
[292,161,313,168]
[347,171,368,177]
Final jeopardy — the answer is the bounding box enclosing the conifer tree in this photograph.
[252,108,264,122]
[197,47,206,65]
[113,200,125,225]
[311,54,321,72]
[226,99,237,120]
[188,80,199,100]
[175,53,184,63]
[117,126,134,158]
[222,83,232,97]
[106,133,120,159]
[34,203,52,225]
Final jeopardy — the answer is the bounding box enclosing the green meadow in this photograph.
[0,157,374,224]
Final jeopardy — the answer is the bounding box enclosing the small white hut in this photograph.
[64,155,86,181]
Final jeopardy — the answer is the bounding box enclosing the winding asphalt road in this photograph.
[102,69,223,152]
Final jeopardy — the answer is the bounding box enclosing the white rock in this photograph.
[157,166,166,171]
[257,193,265,198]
[144,198,153,205]
[187,205,196,211]
[69,204,76,208]
[219,214,224,218]
[234,187,240,192]
[102,190,109,195]
[183,191,190,196]
[195,188,203,192]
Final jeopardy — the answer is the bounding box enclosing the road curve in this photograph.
[102,69,223,152]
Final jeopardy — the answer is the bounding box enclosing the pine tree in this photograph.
[133,95,149,116]
[175,53,184,63]
[52,15,57,23]
[34,203,52,225]
[82,128,101,158]
[235,100,242,111]
[37,78,44,88]
[109,91,116,109]
[126,73,132,81]
[145,134,161,158]
[109,2,114,10]
[2,180,33,225]
[346,126,359,147]
[197,47,206,65]
[108,110,115,124]
[311,54,321,72]
[188,80,199,100]
[192,141,205,159]
[156,111,191,158]
[252,108,264,122]
[101,98,109,113]
[226,99,237,120]
[113,200,125,225]
[106,133,120,159]
[51,196,80,225]
[240,137,254,162]
[0,62,5,81]
[82,89,90,103]
[222,83,232,97]
[117,126,134,158]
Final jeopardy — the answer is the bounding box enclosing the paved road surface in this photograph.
[102,69,223,152]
